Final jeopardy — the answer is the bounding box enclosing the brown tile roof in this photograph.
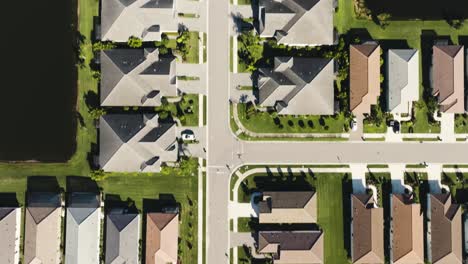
[146,212,179,264]
[432,45,465,113]
[23,193,62,264]
[429,193,462,264]
[351,194,384,264]
[350,44,381,114]
[258,231,323,263]
[259,191,317,223]
[391,194,424,264]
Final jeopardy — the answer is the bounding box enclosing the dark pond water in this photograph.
[365,0,468,20]
[0,0,77,161]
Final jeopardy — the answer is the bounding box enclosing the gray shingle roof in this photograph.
[105,211,140,264]
[65,192,101,264]
[101,0,178,41]
[386,49,419,114]
[101,49,177,106]
[258,57,335,115]
[99,113,178,172]
[257,0,334,45]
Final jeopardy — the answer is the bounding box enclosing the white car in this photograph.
[181,131,196,141]
[350,118,358,131]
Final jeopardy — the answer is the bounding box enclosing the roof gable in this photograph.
[27,192,61,224]
[0,207,15,221]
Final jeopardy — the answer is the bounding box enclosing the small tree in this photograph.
[89,108,106,120]
[128,36,143,48]
[92,41,116,51]
[90,169,108,181]
[377,13,391,29]
[237,31,263,72]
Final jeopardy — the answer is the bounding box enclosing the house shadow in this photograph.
[0,193,20,207]
[341,175,352,258]
[104,194,139,213]
[66,176,100,193]
[27,176,61,193]
[142,194,179,214]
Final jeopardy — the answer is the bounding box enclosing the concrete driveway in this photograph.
[350,164,367,193]
[177,126,206,158]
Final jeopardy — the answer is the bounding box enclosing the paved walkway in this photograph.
[229,201,258,219]
[440,113,455,142]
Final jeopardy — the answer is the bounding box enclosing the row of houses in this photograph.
[0,192,179,264]
[351,192,462,264]
[257,44,466,116]
[254,191,324,263]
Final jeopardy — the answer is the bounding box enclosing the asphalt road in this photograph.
[205,0,468,263]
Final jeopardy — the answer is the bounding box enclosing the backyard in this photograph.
[0,158,199,264]
[155,94,200,126]
[237,172,351,263]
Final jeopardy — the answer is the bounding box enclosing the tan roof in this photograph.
[432,45,465,113]
[429,193,462,264]
[259,191,317,224]
[146,212,179,264]
[24,207,62,264]
[350,44,381,114]
[258,231,323,264]
[391,194,424,264]
[351,194,384,264]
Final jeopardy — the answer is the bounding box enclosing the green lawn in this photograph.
[156,94,199,126]
[238,246,271,264]
[237,104,350,133]
[455,114,468,133]
[363,121,387,133]
[237,0,252,5]
[0,160,199,264]
[237,217,252,232]
[237,173,351,263]
[401,102,440,133]
[184,31,200,64]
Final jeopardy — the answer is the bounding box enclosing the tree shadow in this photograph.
[85,90,100,111]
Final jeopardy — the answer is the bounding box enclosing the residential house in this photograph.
[105,208,140,264]
[99,113,178,172]
[350,44,381,115]
[257,231,324,264]
[432,45,465,113]
[350,194,384,264]
[146,212,179,264]
[390,194,424,264]
[65,192,101,264]
[0,207,21,264]
[23,192,62,264]
[386,49,419,115]
[100,48,177,107]
[258,57,335,115]
[259,191,316,223]
[101,0,178,42]
[256,0,334,46]
[427,193,462,264]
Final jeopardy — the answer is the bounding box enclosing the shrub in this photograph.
[298,120,305,128]
[308,120,314,128]
[128,36,143,48]
[288,120,294,127]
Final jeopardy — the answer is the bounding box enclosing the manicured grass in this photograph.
[455,114,468,133]
[238,246,271,264]
[402,138,438,141]
[237,0,252,5]
[363,121,387,133]
[237,217,252,232]
[401,102,440,133]
[156,94,199,126]
[365,173,391,207]
[230,37,234,72]
[203,33,207,63]
[237,173,351,263]
[178,13,199,18]
[185,31,200,64]
[230,103,240,133]
[0,160,199,264]
[237,104,350,134]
